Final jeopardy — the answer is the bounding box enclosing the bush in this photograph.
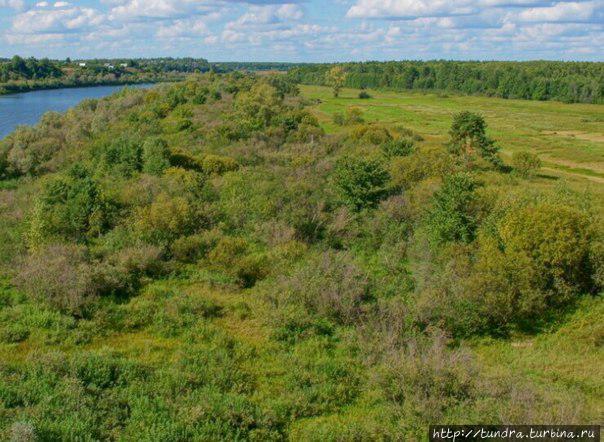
[201,155,239,175]
[389,148,451,189]
[28,164,115,245]
[16,244,98,316]
[270,251,370,325]
[381,137,415,159]
[426,173,477,245]
[375,331,477,437]
[472,202,593,321]
[358,91,371,99]
[350,125,392,145]
[512,151,542,177]
[333,156,390,212]
[142,137,170,176]
[170,229,221,263]
[133,193,197,245]
[207,237,269,288]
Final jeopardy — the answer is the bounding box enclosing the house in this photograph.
[78,62,86,67]
[120,63,128,68]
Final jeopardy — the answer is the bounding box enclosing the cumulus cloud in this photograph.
[347,0,479,19]
[517,1,599,22]
[12,5,105,34]
[1,0,602,61]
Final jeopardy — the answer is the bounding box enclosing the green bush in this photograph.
[512,151,542,177]
[381,137,415,159]
[201,154,239,175]
[142,137,170,176]
[426,173,478,245]
[333,156,390,212]
[133,193,197,245]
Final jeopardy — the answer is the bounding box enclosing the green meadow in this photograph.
[301,85,604,183]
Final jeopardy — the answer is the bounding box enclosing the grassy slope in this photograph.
[301,84,604,421]
[301,85,604,184]
[1,82,602,438]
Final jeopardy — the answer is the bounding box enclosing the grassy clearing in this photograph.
[301,85,604,181]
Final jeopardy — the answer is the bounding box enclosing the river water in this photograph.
[0,84,154,140]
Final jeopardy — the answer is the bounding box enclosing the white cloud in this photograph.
[12,6,105,34]
[347,0,479,19]
[156,17,210,38]
[517,1,598,22]
[0,0,24,9]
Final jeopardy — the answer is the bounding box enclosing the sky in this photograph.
[0,0,602,61]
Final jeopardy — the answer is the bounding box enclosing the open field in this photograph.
[301,85,604,183]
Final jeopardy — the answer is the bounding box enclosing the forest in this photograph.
[0,73,602,440]
[0,56,214,95]
[288,61,604,104]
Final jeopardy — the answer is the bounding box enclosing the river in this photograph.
[0,84,154,140]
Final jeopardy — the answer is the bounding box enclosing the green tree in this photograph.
[448,112,502,168]
[334,157,390,212]
[326,66,347,98]
[427,173,477,245]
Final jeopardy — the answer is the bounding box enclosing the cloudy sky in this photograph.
[1,0,602,61]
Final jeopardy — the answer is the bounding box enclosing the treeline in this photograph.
[0,56,307,95]
[0,56,209,95]
[0,56,62,82]
[288,61,604,104]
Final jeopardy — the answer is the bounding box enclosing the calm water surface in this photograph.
[0,84,154,140]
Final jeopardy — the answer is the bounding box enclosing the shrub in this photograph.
[142,137,170,176]
[350,125,392,145]
[170,229,221,263]
[201,155,239,176]
[16,244,98,316]
[207,237,269,288]
[512,151,542,177]
[29,164,115,245]
[133,193,197,245]
[333,156,390,212]
[345,107,364,125]
[332,112,345,126]
[270,251,370,325]
[479,202,593,309]
[389,148,451,189]
[375,331,477,435]
[95,135,143,177]
[358,91,371,99]
[381,137,415,159]
[426,173,477,245]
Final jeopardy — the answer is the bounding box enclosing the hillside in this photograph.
[0,74,602,440]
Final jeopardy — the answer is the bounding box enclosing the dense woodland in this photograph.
[0,56,215,95]
[288,61,604,104]
[0,73,602,439]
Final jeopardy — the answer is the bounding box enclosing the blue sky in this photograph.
[1,0,602,61]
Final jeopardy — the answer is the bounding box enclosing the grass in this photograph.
[301,84,604,422]
[301,85,604,183]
